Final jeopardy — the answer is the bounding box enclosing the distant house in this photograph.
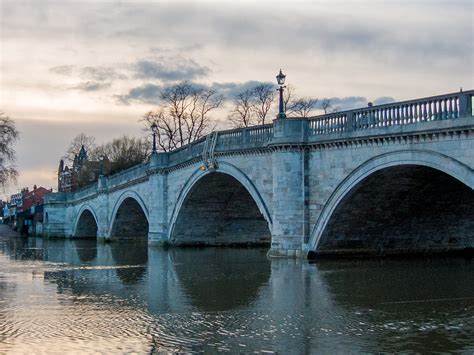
[6,188,30,230]
[9,185,52,236]
[58,145,103,192]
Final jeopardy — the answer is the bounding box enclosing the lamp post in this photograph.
[151,122,157,153]
[276,69,286,119]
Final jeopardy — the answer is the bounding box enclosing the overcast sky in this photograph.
[1,0,473,198]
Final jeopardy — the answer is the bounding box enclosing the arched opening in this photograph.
[75,209,98,238]
[171,172,271,246]
[110,197,149,241]
[317,165,474,255]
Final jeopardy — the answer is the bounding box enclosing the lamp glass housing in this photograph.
[276,69,286,85]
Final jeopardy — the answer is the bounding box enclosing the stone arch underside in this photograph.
[75,209,98,238]
[171,172,271,246]
[315,165,474,255]
[110,197,149,240]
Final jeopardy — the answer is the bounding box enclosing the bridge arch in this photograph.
[169,162,272,245]
[308,150,474,255]
[109,190,149,241]
[73,204,99,238]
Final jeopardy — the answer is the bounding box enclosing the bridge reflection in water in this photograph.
[0,235,473,353]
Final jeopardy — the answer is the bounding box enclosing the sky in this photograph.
[1,0,473,198]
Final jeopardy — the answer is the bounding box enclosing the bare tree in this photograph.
[321,98,339,114]
[283,84,295,113]
[187,87,223,143]
[287,98,319,118]
[251,83,275,125]
[0,113,19,188]
[64,133,96,163]
[142,109,179,152]
[228,89,254,128]
[142,82,223,151]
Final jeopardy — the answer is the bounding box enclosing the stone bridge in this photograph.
[44,90,474,258]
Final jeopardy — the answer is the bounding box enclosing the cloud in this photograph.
[133,59,209,82]
[208,81,277,99]
[319,96,397,111]
[373,96,396,105]
[50,65,75,75]
[322,96,368,111]
[149,44,203,55]
[115,80,276,105]
[81,66,127,81]
[72,81,112,92]
[50,65,127,90]
[115,83,162,105]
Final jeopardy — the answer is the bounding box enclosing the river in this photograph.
[1,228,473,353]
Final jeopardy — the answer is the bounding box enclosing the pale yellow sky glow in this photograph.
[0,0,473,198]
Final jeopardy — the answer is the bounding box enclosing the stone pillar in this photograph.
[44,192,71,238]
[96,176,109,241]
[458,92,472,118]
[268,118,309,258]
[148,152,169,246]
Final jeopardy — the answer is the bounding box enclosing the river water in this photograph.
[1,232,473,353]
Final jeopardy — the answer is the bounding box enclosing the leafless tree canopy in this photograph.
[287,98,319,118]
[64,133,96,163]
[321,98,339,114]
[228,89,254,128]
[0,113,19,188]
[142,82,223,151]
[283,84,294,113]
[228,83,276,128]
[284,86,319,118]
[251,83,276,125]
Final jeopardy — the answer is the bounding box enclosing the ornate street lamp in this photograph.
[276,69,286,119]
[151,122,158,153]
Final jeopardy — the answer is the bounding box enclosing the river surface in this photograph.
[1,231,473,353]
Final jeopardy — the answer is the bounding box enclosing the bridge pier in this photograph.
[96,176,109,240]
[148,153,169,246]
[268,118,309,258]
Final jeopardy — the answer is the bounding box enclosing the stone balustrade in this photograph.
[308,91,470,135]
[106,163,148,189]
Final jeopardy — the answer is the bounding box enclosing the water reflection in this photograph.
[0,232,472,353]
[73,239,97,263]
[313,258,474,353]
[110,242,148,284]
[170,248,270,312]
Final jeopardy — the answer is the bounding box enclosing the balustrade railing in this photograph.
[309,113,349,135]
[74,184,97,199]
[167,136,207,164]
[215,124,273,150]
[216,128,243,147]
[106,163,148,187]
[248,124,273,143]
[308,91,471,136]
